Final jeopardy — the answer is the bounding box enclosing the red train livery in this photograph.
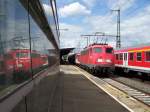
[114,44,150,76]
[5,49,44,72]
[76,43,114,73]
[0,49,48,82]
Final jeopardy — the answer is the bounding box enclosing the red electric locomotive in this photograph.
[0,49,48,83]
[76,43,114,74]
[114,43,150,78]
[4,49,43,72]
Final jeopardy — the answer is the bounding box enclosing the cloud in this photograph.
[58,1,150,48]
[59,2,91,18]
[82,0,97,8]
[42,4,53,16]
[108,0,135,11]
[84,4,150,47]
[59,23,84,48]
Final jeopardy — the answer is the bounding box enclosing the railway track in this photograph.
[102,78,150,106]
[110,76,150,94]
[76,65,150,108]
[98,72,150,106]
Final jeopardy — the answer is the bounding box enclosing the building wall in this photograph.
[0,0,59,111]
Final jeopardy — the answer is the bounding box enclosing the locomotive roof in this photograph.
[116,42,150,50]
[86,43,112,48]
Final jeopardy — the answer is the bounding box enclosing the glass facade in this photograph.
[0,0,59,111]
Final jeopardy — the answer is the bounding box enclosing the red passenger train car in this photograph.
[114,44,150,77]
[76,43,114,74]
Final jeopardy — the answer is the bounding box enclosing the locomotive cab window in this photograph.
[4,54,13,59]
[129,53,134,61]
[93,47,102,53]
[16,52,29,58]
[31,53,40,58]
[145,51,150,61]
[137,52,142,61]
[106,48,113,53]
[81,50,88,55]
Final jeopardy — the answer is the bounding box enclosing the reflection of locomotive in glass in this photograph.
[0,49,48,83]
[76,43,114,74]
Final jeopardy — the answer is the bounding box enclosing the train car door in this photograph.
[123,52,128,67]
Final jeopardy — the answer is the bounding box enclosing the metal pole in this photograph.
[112,9,121,48]
[118,9,121,48]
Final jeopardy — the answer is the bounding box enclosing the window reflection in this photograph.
[0,0,59,94]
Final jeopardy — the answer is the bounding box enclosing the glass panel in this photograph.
[137,52,142,61]
[0,0,59,112]
[93,47,102,53]
[16,52,29,58]
[0,0,30,92]
[119,54,123,60]
[116,54,119,60]
[124,53,127,60]
[81,50,88,55]
[129,53,134,61]
[106,48,113,53]
[145,51,150,61]
[40,0,59,46]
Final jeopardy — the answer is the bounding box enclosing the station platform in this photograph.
[12,65,130,112]
[49,65,129,112]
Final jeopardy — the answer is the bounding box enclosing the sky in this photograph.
[56,0,150,49]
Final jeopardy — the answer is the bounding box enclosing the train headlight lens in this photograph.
[106,59,111,62]
[18,64,23,67]
[97,59,103,62]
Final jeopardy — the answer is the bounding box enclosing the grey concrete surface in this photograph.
[49,68,129,112]
[12,66,129,112]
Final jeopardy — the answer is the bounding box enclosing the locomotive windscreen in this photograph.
[16,52,29,58]
[93,47,102,53]
[106,48,113,53]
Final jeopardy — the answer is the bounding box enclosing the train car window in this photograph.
[119,53,123,60]
[93,47,102,53]
[124,53,127,60]
[116,54,119,60]
[106,48,113,53]
[4,54,13,59]
[129,53,134,61]
[145,51,150,61]
[137,52,142,61]
[16,52,28,58]
[0,61,4,70]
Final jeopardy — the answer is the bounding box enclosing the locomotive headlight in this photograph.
[106,59,111,62]
[97,58,103,62]
[17,63,23,67]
